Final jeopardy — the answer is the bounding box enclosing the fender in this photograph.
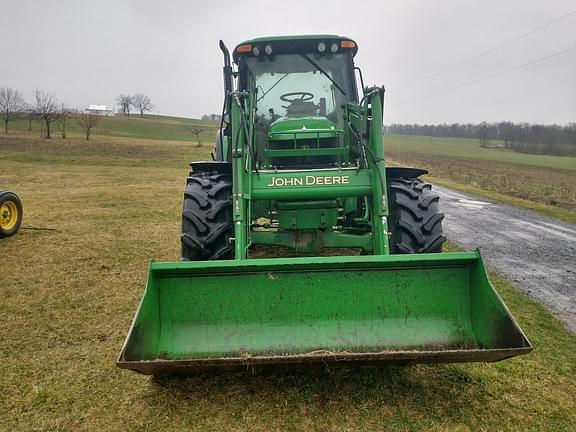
[386,166,428,179]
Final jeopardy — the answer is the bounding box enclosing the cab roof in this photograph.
[232,35,358,62]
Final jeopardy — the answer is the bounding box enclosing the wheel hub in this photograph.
[0,201,18,230]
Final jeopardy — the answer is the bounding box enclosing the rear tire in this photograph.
[388,179,446,254]
[0,190,23,238]
[181,172,233,260]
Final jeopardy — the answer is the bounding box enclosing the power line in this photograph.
[390,44,576,107]
[398,9,576,89]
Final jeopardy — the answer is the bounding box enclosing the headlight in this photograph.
[330,42,339,53]
[317,42,326,53]
[252,46,260,56]
[264,44,273,55]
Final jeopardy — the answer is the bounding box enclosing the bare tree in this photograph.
[56,104,75,139]
[189,126,206,146]
[478,123,489,148]
[26,110,35,131]
[132,93,153,117]
[0,87,26,133]
[76,112,101,140]
[34,91,59,139]
[202,114,222,121]
[23,104,36,131]
[116,94,132,117]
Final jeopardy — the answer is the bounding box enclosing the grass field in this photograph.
[1,133,575,431]
[6,113,220,143]
[385,134,576,223]
[385,134,576,172]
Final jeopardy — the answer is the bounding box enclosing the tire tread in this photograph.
[388,179,446,254]
[181,172,233,260]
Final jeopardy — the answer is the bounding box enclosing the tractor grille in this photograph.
[268,137,338,150]
[267,137,343,169]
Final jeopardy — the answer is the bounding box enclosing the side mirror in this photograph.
[354,66,365,99]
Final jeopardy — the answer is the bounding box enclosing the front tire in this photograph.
[180,171,233,260]
[388,179,446,254]
[0,190,23,238]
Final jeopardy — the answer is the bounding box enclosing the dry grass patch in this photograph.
[0,134,211,169]
[1,136,575,431]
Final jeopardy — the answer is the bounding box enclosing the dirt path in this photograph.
[434,185,576,332]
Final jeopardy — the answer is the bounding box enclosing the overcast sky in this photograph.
[1,0,574,124]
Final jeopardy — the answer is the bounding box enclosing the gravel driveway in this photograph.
[434,185,576,332]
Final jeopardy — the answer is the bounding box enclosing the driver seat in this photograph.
[284,100,319,117]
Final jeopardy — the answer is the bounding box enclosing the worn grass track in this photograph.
[1,135,575,431]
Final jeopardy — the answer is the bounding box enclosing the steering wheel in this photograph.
[280,92,315,103]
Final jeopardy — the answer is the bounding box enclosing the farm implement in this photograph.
[0,190,22,238]
[117,35,531,374]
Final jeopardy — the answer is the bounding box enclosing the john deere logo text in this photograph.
[267,175,350,187]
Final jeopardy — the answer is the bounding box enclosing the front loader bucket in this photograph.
[117,251,531,374]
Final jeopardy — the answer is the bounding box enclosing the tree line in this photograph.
[385,122,576,157]
[201,114,222,121]
[115,94,153,117]
[0,86,154,140]
[0,87,99,139]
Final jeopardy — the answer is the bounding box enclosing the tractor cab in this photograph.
[233,36,359,169]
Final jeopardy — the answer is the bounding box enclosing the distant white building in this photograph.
[85,105,115,116]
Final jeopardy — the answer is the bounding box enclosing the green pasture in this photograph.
[384,134,576,222]
[0,134,575,431]
[5,113,220,143]
[385,134,576,172]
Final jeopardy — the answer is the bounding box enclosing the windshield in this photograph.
[245,53,354,127]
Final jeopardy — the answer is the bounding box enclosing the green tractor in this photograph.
[117,35,531,374]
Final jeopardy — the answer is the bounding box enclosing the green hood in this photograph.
[268,117,339,141]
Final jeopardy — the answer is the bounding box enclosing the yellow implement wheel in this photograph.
[0,190,23,238]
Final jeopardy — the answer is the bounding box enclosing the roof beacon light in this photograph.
[341,40,356,49]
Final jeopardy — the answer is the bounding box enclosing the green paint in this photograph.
[250,230,373,252]
[268,116,341,140]
[264,147,349,158]
[117,36,532,373]
[118,251,531,372]
[278,207,338,229]
[251,169,372,200]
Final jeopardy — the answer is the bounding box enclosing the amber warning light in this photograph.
[236,44,252,53]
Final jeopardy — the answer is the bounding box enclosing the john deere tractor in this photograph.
[118,35,531,374]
